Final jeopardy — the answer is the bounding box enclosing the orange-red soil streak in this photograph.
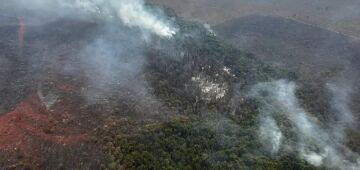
[0,93,89,157]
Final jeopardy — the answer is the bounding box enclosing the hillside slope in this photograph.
[0,6,358,170]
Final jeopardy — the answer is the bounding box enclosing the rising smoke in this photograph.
[258,115,282,154]
[62,0,179,38]
[2,0,359,168]
[67,0,178,109]
[1,0,179,113]
[3,0,178,38]
[327,83,355,126]
[66,0,178,38]
[249,80,360,170]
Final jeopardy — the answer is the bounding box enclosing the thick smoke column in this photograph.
[2,0,177,110]
[5,0,178,38]
[258,115,282,154]
[65,0,178,38]
[114,0,178,38]
[249,80,360,170]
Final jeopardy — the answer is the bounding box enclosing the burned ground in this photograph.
[0,16,289,169]
[0,7,359,170]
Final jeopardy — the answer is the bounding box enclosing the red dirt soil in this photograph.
[0,18,107,169]
[0,90,92,166]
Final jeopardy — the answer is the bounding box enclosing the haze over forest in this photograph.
[0,0,359,169]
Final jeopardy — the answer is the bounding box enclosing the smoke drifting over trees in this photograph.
[0,0,359,169]
[250,80,359,169]
[1,0,178,37]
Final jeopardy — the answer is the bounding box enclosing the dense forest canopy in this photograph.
[0,0,359,169]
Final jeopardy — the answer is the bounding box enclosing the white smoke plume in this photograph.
[258,115,282,154]
[326,81,359,145]
[64,0,178,38]
[114,0,178,38]
[4,0,178,38]
[327,83,355,126]
[0,0,176,113]
[249,80,360,170]
[203,23,216,35]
